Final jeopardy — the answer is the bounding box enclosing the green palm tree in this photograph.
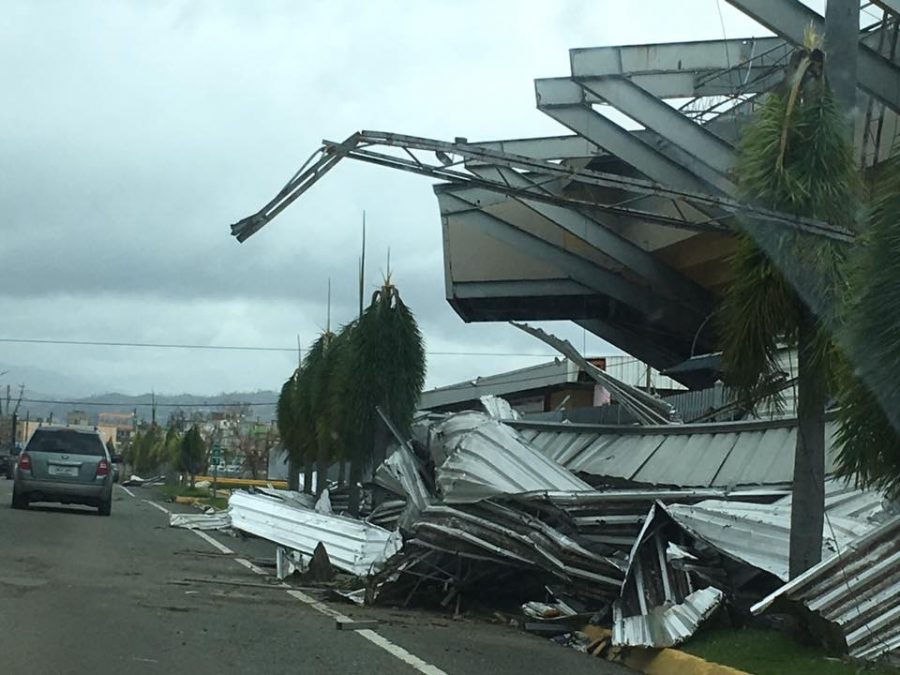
[835,153,900,495]
[718,37,860,577]
[277,368,313,492]
[337,279,426,515]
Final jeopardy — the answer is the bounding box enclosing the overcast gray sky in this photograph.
[1,1,780,397]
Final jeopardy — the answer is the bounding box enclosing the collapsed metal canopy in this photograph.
[228,0,900,384]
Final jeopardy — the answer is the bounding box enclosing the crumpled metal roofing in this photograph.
[431,412,592,503]
[374,444,433,511]
[410,500,626,595]
[229,491,402,577]
[614,586,724,648]
[169,511,232,530]
[480,394,519,420]
[752,515,900,662]
[513,418,841,487]
[665,495,881,582]
[612,503,724,647]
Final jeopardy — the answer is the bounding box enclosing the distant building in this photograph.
[98,411,136,446]
[419,356,685,416]
[66,410,90,427]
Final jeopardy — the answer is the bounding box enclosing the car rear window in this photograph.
[26,429,106,456]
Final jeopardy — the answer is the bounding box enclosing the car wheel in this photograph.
[11,487,28,510]
[98,497,112,516]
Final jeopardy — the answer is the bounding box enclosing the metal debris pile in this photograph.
[222,403,899,664]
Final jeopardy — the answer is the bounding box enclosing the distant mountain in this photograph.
[14,390,279,425]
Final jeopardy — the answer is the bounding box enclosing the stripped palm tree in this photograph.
[835,153,900,496]
[718,34,860,577]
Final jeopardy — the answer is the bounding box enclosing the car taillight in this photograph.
[18,453,31,471]
[96,459,109,477]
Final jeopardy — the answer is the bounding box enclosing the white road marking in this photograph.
[285,589,352,622]
[143,500,170,514]
[356,630,448,675]
[118,485,136,498]
[148,500,449,675]
[192,529,234,555]
[234,557,269,576]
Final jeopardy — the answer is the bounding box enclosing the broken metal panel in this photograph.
[431,412,592,503]
[614,586,724,648]
[511,418,841,487]
[613,504,724,647]
[228,491,402,577]
[169,512,231,530]
[752,516,900,662]
[373,443,433,512]
[665,497,879,582]
[479,395,519,420]
[411,501,627,595]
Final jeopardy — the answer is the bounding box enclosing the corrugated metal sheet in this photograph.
[752,516,900,662]
[431,412,592,503]
[228,491,402,577]
[612,504,724,647]
[410,500,626,595]
[169,512,232,530]
[614,587,724,648]
[665,497,879,582]
[513,418,840,487]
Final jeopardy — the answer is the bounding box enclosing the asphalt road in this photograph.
[0,480,630,675]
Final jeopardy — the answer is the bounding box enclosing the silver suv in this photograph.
[12,427,117,516]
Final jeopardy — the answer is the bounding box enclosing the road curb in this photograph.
[615,647,748,675]
[579,626,748,675]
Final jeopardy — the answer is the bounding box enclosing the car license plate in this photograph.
[49,465,78,477]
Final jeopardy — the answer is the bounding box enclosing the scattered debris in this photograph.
[752,515,900,663]
[215,406,891,661]
[480,395,519,421]
[275,546,306,580]
[228,491,402,577]
[123,474,165,487]
[314,489,332,515]
[169,512,232,531]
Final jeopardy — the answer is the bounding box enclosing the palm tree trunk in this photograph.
[789,307,826,578]
[303,461,313,494]
[348,459,362,517]
[315,443,329,497]
[287,456,300,491]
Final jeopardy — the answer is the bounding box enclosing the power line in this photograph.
[0,336,561,359]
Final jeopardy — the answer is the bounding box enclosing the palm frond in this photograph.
[835,151,900,493]
[719,56,859,412]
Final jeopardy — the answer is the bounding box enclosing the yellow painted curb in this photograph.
[618,648,748,675]
[195,476,287,489]
[579,626,748,675]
